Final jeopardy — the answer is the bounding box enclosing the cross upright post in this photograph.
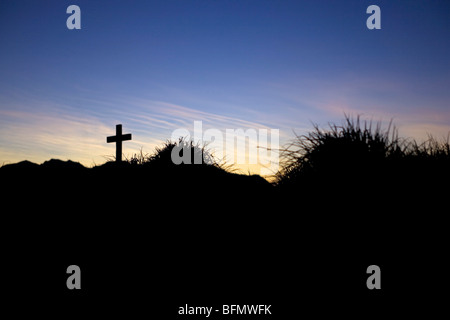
[107,124,132,162]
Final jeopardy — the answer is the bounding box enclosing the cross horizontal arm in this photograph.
[121,134,132,141]
[107,134,132,143]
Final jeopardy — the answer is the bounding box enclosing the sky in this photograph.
[0,0,449,175]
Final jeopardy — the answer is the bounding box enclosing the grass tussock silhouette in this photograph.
[124,137,232,172]
[276,115,449,193]
[271,116,450,279]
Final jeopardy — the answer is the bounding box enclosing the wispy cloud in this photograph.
[0,107,112,165]
[266,74,450,141]
[0,93,286,173]
[1,77,448,173]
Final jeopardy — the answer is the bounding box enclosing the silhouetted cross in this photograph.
[107,124,132,162]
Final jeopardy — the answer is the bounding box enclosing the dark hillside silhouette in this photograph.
[276,116,450,209]
[1,119,449,317]
[275,116,449,228]
[2,138,278,316]
[274,116,450,311]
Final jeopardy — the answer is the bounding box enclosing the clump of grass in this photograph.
[124,147,150,165]
[275,115,450,189]
[408,134,450,160]
[276,115,404,185]
[124,137,232,171]
[147,138,213,166]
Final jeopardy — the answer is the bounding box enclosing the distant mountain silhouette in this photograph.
[41,159,86,170]
[1,160,39,170]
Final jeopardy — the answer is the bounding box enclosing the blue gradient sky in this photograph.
[1,0,449,173]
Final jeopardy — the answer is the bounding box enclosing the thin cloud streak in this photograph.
[0,108,112,166]
[266,74,450,141]
[1,81,448,171]
[0,95,288,171]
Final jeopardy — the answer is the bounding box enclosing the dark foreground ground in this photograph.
[1,159,448,318]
